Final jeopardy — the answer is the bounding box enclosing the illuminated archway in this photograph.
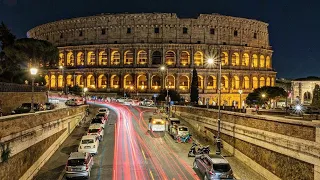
[59,53,64,66]
[86,75,95,88]
[180,51,190,66]
[179,75,189,90]
[242,53,249,66]
[124,50,134,65]
[98,75,107,88]
[110,75,119,88]
[76,75,84,87]
[87,51,96,65]
[243,76,250,89]
[252,54,258,67]
[77,52,84,66]
[260,77,265,87]
[44,75,49,87]
[152,51,162,65]
[232,53,240,66]
[58,75,63,87]
[266,77,271,86]
[266,56,271,68]
[221,76,229,89]
[198,75,203,89]
[137,50,147,65]
[151,75,161,90]
[66,75,73,87]
[232,76,240,89]
[137,74,147,90]
[50,75,56,88]
[207,75,217,89]
[99,51,108,65]
[221,52,228,66]
[166,75,175,89]
[271,78,275,86]
[67,52,74,66]
[165,51,175,66]
[252,77,258,89]
[124,74,133,89]
[111,51,120,65]
[260,55,265,68]
[194,51,203,66]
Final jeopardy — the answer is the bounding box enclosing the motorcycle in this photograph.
[188,142,210,157]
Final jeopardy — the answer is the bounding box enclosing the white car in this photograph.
[117,97,128,103]
[65,152,94,179]
[140,100,154,106]
[65,98,84,106]
[91,117,106,129]
[78,135,100,155]
[151,118,166,132]
[98,108,110,115]
[123,99,134,105]
[87,124,104,141]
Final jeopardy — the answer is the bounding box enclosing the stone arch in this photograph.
[179,75,189,90]
[165,51,175,66]
[180,51,190,66]
[99,51,108,65]
[151,75,161,89]
[58,75,63,87]
[221,76,229,89]
[87,51,96,65]
[260,55,265,68]
[243,76,250,89]
[167,75,175,88]
[76,75,84,87]
[110,75,119,88]
[152,51,162,65]
[266,77,271,86]
[98,74,107,88]
[124,50,134,65]
[194,51,203,66]
[221,52,228,66]
[111,51,120,65]
[198,75,203,89]
[77,52,84,66]
[50,75,56,87]
[207,75,217,89]
[252,54,258,67]
[304,92,312,104]
[137,50,148,65]
[67,52,74,66]
[232,76,240,89]
[59,53,64,66]
[44,75,49,86]
[242,53,249,66]
[260,77,265,87]
[66,75,73,87]
[124,74,133,89]
[232,53,240,66]
[137,74,147,90]
[271,77,275,86]
[266,56,271,68]
[252,77,258,89]
[86,74,95,88]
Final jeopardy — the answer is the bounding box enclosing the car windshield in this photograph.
[68,159,85,166]
[212,163,231,172]
[96,113,105,117]
[91,118,102,124]
[88,129,99,133]
[82,139,94,144]
[178,127,188,131]
[99,109,107,112]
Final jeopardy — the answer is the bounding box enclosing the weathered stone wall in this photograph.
[0,92,47,115]
[173,105,320,180]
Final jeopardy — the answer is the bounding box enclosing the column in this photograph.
[84,50,87,66]
[190,49,194,67]
[64,51,67,66]
[162,48,166,64]
[228,50,232,66]
[175,73,179,91]
[95,49,99,66]
[257,53,261,68]
[147,73,151,91]
[73,50,78,66]
[228,73,232,93]
[95,73,98,88]
[176,50,180,67]
[134,48,137,67]
[107,48,111,66]
[203,74,208,93]
[48,74,51,90]
[106,73,110,89]
[120,49,124,66]
[148,49,152,67]
[55,73,59,91]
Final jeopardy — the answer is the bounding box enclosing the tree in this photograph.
[0,22,16,50]
[246,86,288,106]
[157,89,180,102]
[311,84,320,107]
[0,22,16,75]
[190,67,199,104]
[69,85,83,96]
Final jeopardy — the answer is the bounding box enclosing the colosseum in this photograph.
[27,13,276,105]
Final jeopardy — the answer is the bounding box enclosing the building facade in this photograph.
[27,13,276,105]
[291,77,320,105]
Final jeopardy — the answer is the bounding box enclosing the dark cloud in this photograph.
[3,0,17,6]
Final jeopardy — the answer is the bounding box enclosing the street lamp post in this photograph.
[30,68,38,113]
[83,87,88,104]
[160,65,170,116]
[207,56,222,155]
[238,89,243,110]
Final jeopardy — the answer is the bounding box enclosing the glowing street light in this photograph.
[238,89,243,109]
[30,68,38,113]
[261,93,266,98]
[160,65,170,116]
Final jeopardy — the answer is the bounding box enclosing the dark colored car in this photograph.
[11,103,40,114]
[96,113,107,120]
[193,154,234,180]
[45,103,55,110]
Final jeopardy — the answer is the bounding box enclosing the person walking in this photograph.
[148,116,152,132]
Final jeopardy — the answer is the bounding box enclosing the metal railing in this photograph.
[0,82,47,92]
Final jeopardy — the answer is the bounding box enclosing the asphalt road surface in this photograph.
[34,102,265,180]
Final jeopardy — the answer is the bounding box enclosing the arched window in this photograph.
[67,52,74,66]
[271,78,275,86]
[242,53,249,66]
[207,76,217,89]
[99,51,108,65]
[66,75,73,87]
[76,75,84,87]
[110,75,119,88]
[77,52,84,66]
[59,53,64,66]
[152,51,162,65]
[87,51,96,65]
[221,52,228,66]
[252,54,258,67]
[111,51,120,65]
[137,75,147,90]
[266,77,271,86]
[221,76,229,89]
[266,56,271,68]
[180,51,190,66]
[252,77,258,89]
[124,50,134,65]
[98,75,107,88]
[243,76,250,89]
[87,75,95,88]
[165,51,175,65]
[124,74,134,89]
[232,76,240,89]
[198,75,203,89]
[50,75,56,87]
[167,75,175,89]
[194,51,203,66]
[260,77,265,87]
[44,75,49,86]
[58,75,63,87]
[137,50,147,65]
[260,55,265,68]
[232,53,240,66]
[179,75,189,90]
[304,92,312,104]
[151,75,161,89]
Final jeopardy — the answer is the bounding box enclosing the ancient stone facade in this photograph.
[292,79,320,105]
[27,13,276,104]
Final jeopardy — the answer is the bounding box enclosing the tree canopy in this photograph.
[157,89,181,102]
[190,67,199,104]
[246,86,288,105]
[311,84,320,107]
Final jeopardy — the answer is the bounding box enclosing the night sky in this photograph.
[0,0,318,79]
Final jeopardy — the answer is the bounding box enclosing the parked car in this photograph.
[45,102,55,110]
[87,124,104,141]
[65,98,84,106]
[96,112,108,121]
[78,135,100,155]
[124,99,139,106]
[193,154,234,180]
[166,117,181,131]
[91,117,106,129]
[98,108,110,115]
[65,152,94,179]
[169,124,190,140]
[117,97,128,103]
[151,116,166,132]
[140,99,154,106]
[11,103,40,114]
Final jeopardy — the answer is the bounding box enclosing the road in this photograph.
[35,102,265,180]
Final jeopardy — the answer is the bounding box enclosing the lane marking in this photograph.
[149,169,155,180]
[141,148,147,161]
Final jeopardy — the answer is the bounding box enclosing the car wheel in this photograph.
[193,161,198,169]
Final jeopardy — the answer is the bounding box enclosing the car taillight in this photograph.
[209,170,215,175]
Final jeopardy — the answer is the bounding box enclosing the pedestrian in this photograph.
[148,116,152,131]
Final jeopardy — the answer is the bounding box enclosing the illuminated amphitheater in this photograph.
[27,13,276,105]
